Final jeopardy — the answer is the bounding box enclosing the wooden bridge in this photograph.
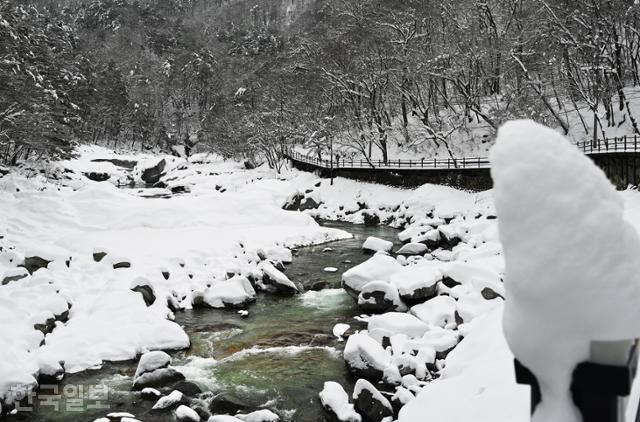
[285,135,640,191]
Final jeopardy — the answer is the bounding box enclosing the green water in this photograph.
[24,222,400,421]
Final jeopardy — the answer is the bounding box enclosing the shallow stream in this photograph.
[27,222,401,421]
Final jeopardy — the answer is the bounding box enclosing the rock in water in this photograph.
[343,332,393,382]
[208,393,253,415]
[241,410,280,422]
[152,390,189,411]
[491,120,640,422]
[132,351,185,390]
[175,405,200,422]
[389,263,441,305]
[141,158,166,184]
[362,237,394,254]
[342,254,402,298]
[396,242,428,256]
[262,262,298,295]
[353,379,393,422]
[357,281,405,313]
[318,381,361,422]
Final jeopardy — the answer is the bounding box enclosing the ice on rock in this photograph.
[410,295,457,328]
[319,381,362,422]
[491,120,640,422]
[362,237,394,254]
[368,312,429,339]
[342,254,403,296]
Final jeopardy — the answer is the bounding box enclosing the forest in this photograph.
[2,0,640,168]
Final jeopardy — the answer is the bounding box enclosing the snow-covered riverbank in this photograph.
[4,144,640,421]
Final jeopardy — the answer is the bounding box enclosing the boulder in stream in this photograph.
[357,281,405,314]
[132,351,185,390]
[175,405,201,422]
[318,381,361,422]
[362,237,393,254]
[352,379,393,422]
[141,158,166,184]
[262,262,299,295]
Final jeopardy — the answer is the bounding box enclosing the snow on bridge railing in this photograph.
[577,135,640,155]
[284,149,492,171]
[286,135,640,172]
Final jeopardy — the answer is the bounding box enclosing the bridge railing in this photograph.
[577,135,640,155]
[286,135,640,172]
[284,149,491,170]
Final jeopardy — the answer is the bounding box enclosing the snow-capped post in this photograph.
[490,120,640,422]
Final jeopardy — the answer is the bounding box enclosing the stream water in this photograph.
[26,222,401,422]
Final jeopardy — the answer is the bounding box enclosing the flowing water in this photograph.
[26,222,401,421]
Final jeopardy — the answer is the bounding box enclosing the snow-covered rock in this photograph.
[319,381,362,422]
[352,378,393,422]
[134,351,171,378]
[362,237,394,254]
[239,409,280,422]
[357,281,406,313]
[396,243,428,256]
[152,390,188,411]
[410,296,457,328]
[344,332,392,381]
[262,262,299,295]
[368,312,429,340]
[132,352,185,391]
[202,276,256,308]
[175,405,201,422]
[389,263,442,305]
[342,254,403,297]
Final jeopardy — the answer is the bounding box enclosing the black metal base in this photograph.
[514,347,637,422]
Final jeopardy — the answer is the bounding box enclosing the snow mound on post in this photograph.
[491,120,640,422]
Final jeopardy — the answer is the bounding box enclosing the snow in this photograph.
[368,312,429,339]
[261,262,299,293]
[342,254,403,293]
[239,409,280,422]
[410,296,457,328]
[203,276,256,308]
[333,323,350,339]
[152,390,185,410]
[362,236,394,253]
[491,120,640,422]
[389,262,442,297]
[0,148,352,404]
[175,405,200,421]
[319,381,362,422]
[134,350,171,378]
[398,308,530,422]
[353,378,392,411]
[344,332,392,372]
